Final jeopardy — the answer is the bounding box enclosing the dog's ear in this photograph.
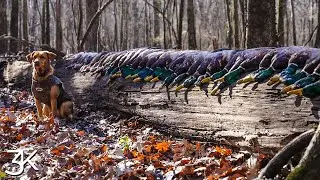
[26,52,35,63]
[46,52,57,60]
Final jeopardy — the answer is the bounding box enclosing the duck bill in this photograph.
[176,85,184,92]
[144,75,154,82]
[131,74,139,79]
[150,76,160,83]
[201,77,212,84]
[237,75,254,84]
[281,85,294,94]
[133,77,142,83]
[210,87,220,96]
[267,75,280,86]
[111,73,122,79]
[287,88,303,96]
[125,75,132,80]
[214,77,224,83]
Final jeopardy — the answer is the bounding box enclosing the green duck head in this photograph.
[281,71,309,86]
[216,67,245,86]
[255,67,275,83]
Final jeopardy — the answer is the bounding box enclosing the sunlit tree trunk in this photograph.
[56,0,63,51]
[225,0,233,49]
[22,0,29,51]
[177,0,184,49]
[246,0,276,48]
[133,1,139,48]
[187,0,197,49]
[290,0,297,45]
[233,0,240,48]
[315,0,320,47]
[278,0,286,46]
[10,0,19,53]
[153,0,161,47]
[0,0,8,53]
[85,0,98,51]
[45,0,50,45]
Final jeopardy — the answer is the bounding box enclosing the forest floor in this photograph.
[0,87,273,179]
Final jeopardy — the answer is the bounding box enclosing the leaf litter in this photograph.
[0,88,270,179]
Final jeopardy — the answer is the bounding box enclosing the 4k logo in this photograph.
[5,150,39,176]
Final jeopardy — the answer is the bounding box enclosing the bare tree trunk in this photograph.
[225,0,233,49]
[233,0,240,48]
[41,0,46,44]
[10,0,19,53]
[315,0,320,47]
[77,0,83,48]
[113,1,118,51]
[153,0,161,47]
[45,0,50,45]
[22,0,28,52]
[290,0,297,45]
[78,0,114,51]
[278,0,286,46]
[144,2,149,46]
[246,0,276,48]
[177,0,184,49]
[187,0,197,49]
[85,0,99,51]
[163,1,171,49]
[30,0,37,50]
[56,0,63,51]
[120,0,128,50]
[132,1,139,48]
[239,0,247,48]
[0,0,8,54]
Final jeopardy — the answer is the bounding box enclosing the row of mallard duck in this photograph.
[65,46,320,99]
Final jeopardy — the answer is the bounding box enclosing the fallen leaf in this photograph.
[76,130,85,136]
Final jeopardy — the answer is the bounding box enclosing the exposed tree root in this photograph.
[258,129,315,179]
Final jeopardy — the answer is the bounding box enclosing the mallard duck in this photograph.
[195,50,237,87]
[80,51,110,73]
[200,50,244,84]
[287,80,320,98]
[160,51,200,87]
[143,51,179,82]
[211,48,272,95]
[236,48,280,84]
[281,63,320,93]
[250,46,304,83]
[176,51,227,92]
[132,51,166,82]
[169,53,206,89]
[149,51,189,82]
[122,49,162,80]
[267,48,320,86]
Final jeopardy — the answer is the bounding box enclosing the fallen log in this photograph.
[2,59,319,152]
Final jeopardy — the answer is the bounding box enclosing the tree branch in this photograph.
[141,0,178,46]
[78,0,114,52]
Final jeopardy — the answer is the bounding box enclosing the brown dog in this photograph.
[26,51,73,120]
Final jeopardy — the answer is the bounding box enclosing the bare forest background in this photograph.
[1,0,320,55]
